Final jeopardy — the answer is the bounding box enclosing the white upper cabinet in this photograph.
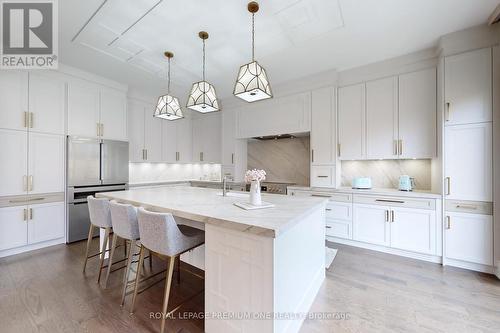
[162,120,177,163]
[445,122,492,202]
[338,83,365,160]
[390,206,436,255]
[366,76,398,160]
[444,48,492,125]
[0,129,28,197]
[311,87,336,165]
[67,78,100,137]
[176,118,192,163]
[399,68,437,159]
[28,133,65,194]
[445,212,493,266]
[192,114,221,163]
[222,109,236,166]
[0,71,28,131]
[127,100,145,162]
[100,88,127,140]
[144,110,162,163]
[28,71,66,135]
[236,92,311,138]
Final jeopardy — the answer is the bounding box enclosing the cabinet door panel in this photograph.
[67,79,100,137]
[192,118,204,162]
[204,114,221,163]
[29,133,65,194]
[162,120,177,163]
[176,118,192,163]
[100,88,127,140]
[28,202,65,244]
[0,71,28,131]
[310,166,335,188]
[0,206,28,250]
[445,212,493,265]
[222,109,236,166]
[311,87,335,165]
[0,129,28,196]
[338,84,365,160]
[144,111,162,162]
[445,123,492,201]
[445,48,492,125]
[326,219,352,239]
[353,204,390,246]
[28,71,66,135]
[390,207,436,254]
[128,100,145,162]
[399,68,437,159]
[366,76,398,159]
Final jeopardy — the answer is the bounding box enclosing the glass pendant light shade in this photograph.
[187,81,219,113]
[154,94,183,120]
[154,51,184,120]
[187,31,220,113]
[234,60,272,102]
[233,2,273,103]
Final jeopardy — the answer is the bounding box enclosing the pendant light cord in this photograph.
[252,13,255,61]
[202,38,206,82]
[167,57,171,93]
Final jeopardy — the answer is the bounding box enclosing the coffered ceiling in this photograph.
[59,0,500,102]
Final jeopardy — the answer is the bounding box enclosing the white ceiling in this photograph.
[59,0,500,101]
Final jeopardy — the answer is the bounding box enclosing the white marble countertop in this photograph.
[288,186,442,199]
[97,186,327,238]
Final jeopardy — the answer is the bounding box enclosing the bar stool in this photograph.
[106,201,153,300]
[131,208,205,333]
[83,196,114,283]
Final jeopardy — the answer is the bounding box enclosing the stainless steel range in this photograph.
[246,181,296,195]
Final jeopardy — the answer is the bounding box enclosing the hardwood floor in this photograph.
[1,239,499,333]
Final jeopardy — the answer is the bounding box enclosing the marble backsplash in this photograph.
[248,136,310,186]
[129,163,222,184]
[341,159,431,190]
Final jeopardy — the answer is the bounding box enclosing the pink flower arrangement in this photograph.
[244,169,266,183]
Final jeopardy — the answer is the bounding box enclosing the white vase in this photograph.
[249,180,262,206]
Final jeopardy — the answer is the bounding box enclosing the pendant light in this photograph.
[154,51,183,120]
[233,1,272,102]
[186,31,219,113]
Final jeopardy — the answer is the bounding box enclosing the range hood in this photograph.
[252,134,296,141]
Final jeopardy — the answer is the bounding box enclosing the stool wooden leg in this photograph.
[103,233,118,288]
[160,256,176,333]
[149,249,153,270]
[121,239,135,307]
[130,245,145,314]
[176,256,181,284]
[97,227,111,284]
[82,223,94,273]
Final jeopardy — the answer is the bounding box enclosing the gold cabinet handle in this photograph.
[394,140,398,155]
[456,204,477,210]
[446,216,451,229]
[325,226,332,229]
[23,208,27,221]
[28,175,33,192]
[317,175,329,178]
[100,123,104,137]
[391,210,395,222]
[231,153,234,164]
[399,140,403,156]
[337,143,341,157]
[445,102,451,122]
[385,210,389,222]
[29,112,34,128]
[311,149,314,163]
[24,112,29,128]
[445,177,451,195]
[23,175,28,192]
[145,149,148,160]
[200,152,204,162]
[97,123,101,136]
[311,194,332,198]
[325,208,332,211]
[29,208,33,220]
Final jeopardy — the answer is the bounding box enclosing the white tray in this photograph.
[234,201,275,210]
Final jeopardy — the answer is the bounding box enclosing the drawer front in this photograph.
[445,200,492,215]
[311,166,335,188]
[353,195,436,210]
[0,192,65,208]
[326,219,352,239]
[326,202,352,221]
[289,190,352,203]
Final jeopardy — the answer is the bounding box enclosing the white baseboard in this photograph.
[444,258,494,274]
[0,237,65,258]
[327,236,442,264]
[496,261,500,279]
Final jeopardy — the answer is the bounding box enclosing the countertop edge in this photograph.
[287,186,443,199]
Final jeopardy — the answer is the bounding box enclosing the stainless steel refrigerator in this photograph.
[66,137,129,243]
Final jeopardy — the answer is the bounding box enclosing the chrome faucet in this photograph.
[222,176,230,196]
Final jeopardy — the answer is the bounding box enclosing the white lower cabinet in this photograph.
[0,206,28,251]
[0,202,64,254]
[353,204,391,246]
[27,202,65,244]
[445,212,493,266]
[310,166,336,188]
[390,207,436,254]
[326,202,352,239]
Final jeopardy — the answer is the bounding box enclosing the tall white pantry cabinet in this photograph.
[443,47,495,272]
[0,71,66,256]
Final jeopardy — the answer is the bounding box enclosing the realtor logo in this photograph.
[1,0,58,69]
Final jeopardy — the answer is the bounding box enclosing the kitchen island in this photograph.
[97,186,327,333]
